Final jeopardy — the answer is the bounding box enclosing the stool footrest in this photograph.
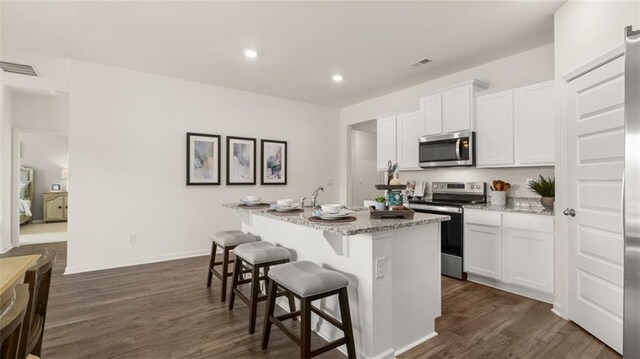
[270,315,301,345]
[311,306,343,331]
[310,338,347,358]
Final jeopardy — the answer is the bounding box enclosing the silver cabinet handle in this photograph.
[563,208,576,217]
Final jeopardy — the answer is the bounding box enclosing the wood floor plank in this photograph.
[2,243,620,358]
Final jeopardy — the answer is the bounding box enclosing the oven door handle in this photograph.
[455,138,462,160]
[408,203,463,214]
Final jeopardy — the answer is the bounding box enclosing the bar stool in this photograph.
[207,230,258,302]
[261,261,356,359]
[229,241,296,334]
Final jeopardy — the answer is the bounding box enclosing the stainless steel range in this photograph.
[408,181,486,280]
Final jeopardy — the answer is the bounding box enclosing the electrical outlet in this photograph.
[375,257,385,278]
[129,234,137,244]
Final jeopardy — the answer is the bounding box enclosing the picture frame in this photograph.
[261,139,287,185]
[186,132,221,186]
[51,184,61,191]
[226,136,256,185]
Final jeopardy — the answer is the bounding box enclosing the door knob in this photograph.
[563,208,576,217]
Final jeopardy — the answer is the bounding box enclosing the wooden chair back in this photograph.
[17,249,56,359]
[0,284,30,359]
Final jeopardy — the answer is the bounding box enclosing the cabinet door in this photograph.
[506,228,554,293]
[464,223,502,280]
[396,111,422,170]
[376,116,397,171]
[45,195,65,221]
[63,195,68,220]
[443,85,472,133]
[515,80,555,165]
[475,89,514,166]
[420,93,442,136]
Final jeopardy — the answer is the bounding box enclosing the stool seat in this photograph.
[234,242,291,265]
[268,261,348,297]
[212,230,257,247]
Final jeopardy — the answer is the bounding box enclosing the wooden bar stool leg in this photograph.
[228,256,243,310]
[220,247,231,302]
[261,279,277,350]
[248,264,261,334]
[206,242,216,287]
[339,288,357,359]
[300,298,312,359]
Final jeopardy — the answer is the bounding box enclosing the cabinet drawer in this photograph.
[464,209,502,226]
[504,213,554,233]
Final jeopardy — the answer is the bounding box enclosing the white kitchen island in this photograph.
[224,204,450,359]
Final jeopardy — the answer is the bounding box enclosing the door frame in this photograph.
[556,45,625,320]
[12,127,69,248]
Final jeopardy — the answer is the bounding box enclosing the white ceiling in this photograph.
[2,1,563,108]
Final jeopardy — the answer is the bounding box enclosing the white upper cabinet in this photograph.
[396,111,422,171]
[420,93,442,136]
[475,77,554,168]
[476,89,514,166]
[418,80,489,137]
[515,80,555,165]
[442,85,472,133]
[376,116,397,171]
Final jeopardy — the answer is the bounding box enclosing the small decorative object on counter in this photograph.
[490,180,510,206]
[386,160,398,185]
[369,205,415,219]
[387,191,403,208]
[389,173,401,185]
[528,175,555,209]
[374,196,387,211]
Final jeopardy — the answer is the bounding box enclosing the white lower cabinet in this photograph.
[464,224,502,280]
[464,209,555,302]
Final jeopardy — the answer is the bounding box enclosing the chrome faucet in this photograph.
[311,186,324,208]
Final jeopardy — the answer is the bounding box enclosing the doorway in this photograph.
[349,120,382,207]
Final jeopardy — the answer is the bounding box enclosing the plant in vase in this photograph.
[374,196,387,211]
[528,175,555,209]
[386,161,398,185]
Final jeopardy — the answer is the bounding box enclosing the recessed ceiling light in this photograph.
[244,49,258,59]
[332,74,343,82]
[49,90,56,94]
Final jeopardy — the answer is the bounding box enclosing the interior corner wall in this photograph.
[67,60,340,274]
[552,0,640,319]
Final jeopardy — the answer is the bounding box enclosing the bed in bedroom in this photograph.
[19,166,34,225]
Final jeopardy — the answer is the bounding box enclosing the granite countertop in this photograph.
[463,203,555,217]
[224,203,450,236]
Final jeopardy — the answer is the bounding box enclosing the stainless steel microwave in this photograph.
[418,131,475,168]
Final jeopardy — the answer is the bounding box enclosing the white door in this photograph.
[420,93,442,136]
[515,80,555,165]
[475,89,514,167]
[442,85,472,133]
[567,55,625,354]
[376,116,397,171]
[464,224,502,280]
[396,111,422,170]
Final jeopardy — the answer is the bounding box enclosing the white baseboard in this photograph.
[64,248,210,275]
[394,332,438,357]
[551,302,568,319]
[1,243,14,254]
[467,274,554,304]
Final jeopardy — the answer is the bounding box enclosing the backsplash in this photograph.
[398,166,554,198]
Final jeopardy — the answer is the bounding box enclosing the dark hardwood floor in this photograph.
[3,242,620,358]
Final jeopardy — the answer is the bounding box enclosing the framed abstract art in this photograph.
[226,136,256,185]
[261,139,287,185]
[186,132,221,185]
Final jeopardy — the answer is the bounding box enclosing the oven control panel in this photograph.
[432,182,486,194]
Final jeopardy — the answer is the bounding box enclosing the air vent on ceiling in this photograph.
[0,61,38,77]
[409,58,432,67]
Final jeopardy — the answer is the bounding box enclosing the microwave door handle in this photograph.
[455,138,462,160]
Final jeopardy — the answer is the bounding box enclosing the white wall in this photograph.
[552,0,640,319]
[12,91,69,132]
[340,44,555,202]
[20,132,69,220]
[350,129,380,206]
[67,60,340,273]
[0,1,9,251]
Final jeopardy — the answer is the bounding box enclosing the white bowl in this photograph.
[246,195,261,202]
[277,199,294,207]
[321,204,342,214]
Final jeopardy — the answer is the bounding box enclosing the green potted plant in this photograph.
[528,175,555,209]
[374,196,387,211]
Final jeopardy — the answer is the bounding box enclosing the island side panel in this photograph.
[391,222,441,355]
[241,213,394,359]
